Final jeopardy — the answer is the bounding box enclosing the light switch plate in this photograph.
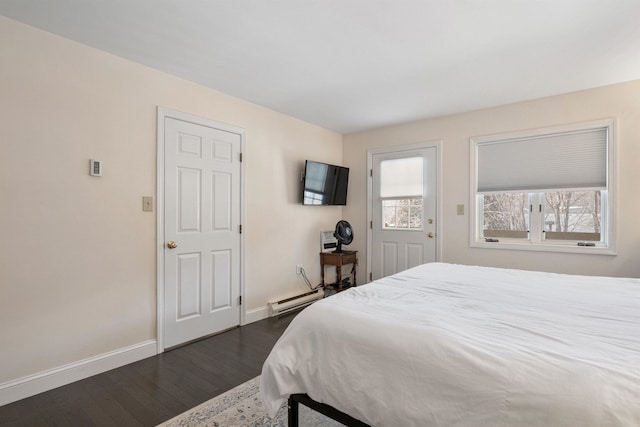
[142,196,153,212]
[456,204,465,215]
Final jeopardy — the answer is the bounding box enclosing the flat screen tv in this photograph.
[302,160,349,205]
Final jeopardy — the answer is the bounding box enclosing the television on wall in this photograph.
[302,160,349,205]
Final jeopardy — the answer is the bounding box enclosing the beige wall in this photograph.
[0,16,343,384]
[344,80,640,279]
[3,12,640,394]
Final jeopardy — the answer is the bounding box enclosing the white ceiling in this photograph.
[2,0,640,134]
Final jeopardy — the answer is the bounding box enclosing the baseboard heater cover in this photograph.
[268,289,323,316]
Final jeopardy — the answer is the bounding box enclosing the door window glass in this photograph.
[380,157,424,230]
[382,198,423,230]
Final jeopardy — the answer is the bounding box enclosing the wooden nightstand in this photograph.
[320,250,358,292]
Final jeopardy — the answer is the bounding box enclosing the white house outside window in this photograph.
[470,119,616,254]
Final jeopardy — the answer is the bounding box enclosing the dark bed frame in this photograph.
[288,393,370,427]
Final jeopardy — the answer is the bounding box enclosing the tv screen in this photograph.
[302,160,349,205]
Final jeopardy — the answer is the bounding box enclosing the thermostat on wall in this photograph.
[90,159,102,177]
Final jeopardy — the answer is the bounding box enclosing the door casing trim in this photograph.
[156,107,246,354]
[367,141,442,282]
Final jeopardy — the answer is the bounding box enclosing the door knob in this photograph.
[427,232,435,238]
[167,241,178,249]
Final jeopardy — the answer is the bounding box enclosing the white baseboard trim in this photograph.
[0,340,157,406]
[244,305,269,324]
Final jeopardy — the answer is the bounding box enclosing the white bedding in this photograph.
[260,262,640,426]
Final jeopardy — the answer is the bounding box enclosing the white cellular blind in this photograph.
[477,128,607,193]
[380,157,423,198]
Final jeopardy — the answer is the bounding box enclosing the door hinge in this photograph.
[370,220,373,229]
[370,169,373,177]
[239,224,243,234]
[239,295,242,305]
[369,272,373,281]
[239,152,243,162]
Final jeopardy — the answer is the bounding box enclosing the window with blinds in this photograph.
[470,119,615,254]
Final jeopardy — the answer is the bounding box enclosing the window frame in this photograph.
[469,119,616,255]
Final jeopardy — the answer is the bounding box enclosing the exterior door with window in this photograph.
[371,146,438,280]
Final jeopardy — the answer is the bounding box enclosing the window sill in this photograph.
[470,240,616,256]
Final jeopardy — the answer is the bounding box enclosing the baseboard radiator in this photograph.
[268,289,323,317]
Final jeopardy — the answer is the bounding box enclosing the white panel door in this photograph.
[371,146,437,280]
[163,116,241,349]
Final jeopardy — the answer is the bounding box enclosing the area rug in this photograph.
[158,376,343,426]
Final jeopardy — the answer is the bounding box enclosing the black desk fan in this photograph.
[333,220,353,253]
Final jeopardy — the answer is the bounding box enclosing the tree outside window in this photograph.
[482,190,601,241]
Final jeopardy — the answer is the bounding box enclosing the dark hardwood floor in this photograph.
[0,312,296,427]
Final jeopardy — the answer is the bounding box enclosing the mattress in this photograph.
[260,262,640,426]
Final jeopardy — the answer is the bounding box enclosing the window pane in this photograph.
[380,157,423,198]
[482,193,529,238]
[409,198,423,228]
[382,198,423,230]
[543,191,601,241]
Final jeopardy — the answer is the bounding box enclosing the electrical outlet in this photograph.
[456,204,465,215]
[296,264,303,275]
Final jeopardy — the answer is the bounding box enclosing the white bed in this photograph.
[260,262,640,426]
